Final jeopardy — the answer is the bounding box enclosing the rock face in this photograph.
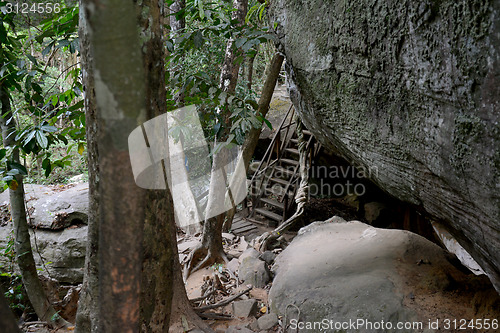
[270,0,500,291]
[0,224,87,284]
[0,183,89,230]
[269,218,499,332]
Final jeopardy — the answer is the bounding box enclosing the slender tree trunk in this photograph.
[75,1,99,331]
[246,48,257,90]
[170,0,185,105]
[184,0,248,278]
[241,53,284,169]
[138,0,175,330]
[223,53,284,231]
[0,86,69,328]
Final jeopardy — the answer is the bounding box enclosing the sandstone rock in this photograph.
[0,224,87,284]
[227,258,240,274]
[238,248,260,263]
[269,218,485,331]
[238,257,270,288]
[270,0,500,292]
[232,299,258,318]
[258,251,276,265]
[225,327,254,333]
[257,313,278,330]
[0,183,89,230]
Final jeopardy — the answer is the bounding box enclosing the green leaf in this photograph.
[193,30,203,48]
[234,37,247,49]
[9,162,27,176]
[225,134,235,144]
[0,149,6,160]
[35,131,48,149]
[197,0,205,19]
[263,118,273,130]
[41,125,57,133]
[258,4,266,21]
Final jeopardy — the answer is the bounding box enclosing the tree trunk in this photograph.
[0,288,21,333]
[246,48,257,90]
[223,53,284,231]
[184,0,248,278]
[138,0,175,331]
[85,0,152,331]
[241,53,284,169]
[0,86,69,328]
[74,1,99,331]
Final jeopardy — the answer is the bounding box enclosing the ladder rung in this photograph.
[286,148,299,155]
[281,158,299,166]
[290,138,299,144]
[270,177,289,186]
[303,130,313,135]
[254,208,282,221]
[260,197,285,210]
[274,166,295,178]
[268,187,294,198]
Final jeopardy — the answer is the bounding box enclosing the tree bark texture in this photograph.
[85,0,147,331]
[75,1,99,331]
[137,0,175,331]
[0,86,69,328]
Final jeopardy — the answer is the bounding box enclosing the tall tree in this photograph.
[0,84,70,329]
[84,0,175,331]
[137,0,175,330]
[184,0,249,277]
[74,1,99,331]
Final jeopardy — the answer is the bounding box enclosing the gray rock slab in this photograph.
[269,218,468,332]
[232,299,258,318]
[0,224,87,284]
[257,313,278,330]
[238,257,270,288]
[1,183,89,230]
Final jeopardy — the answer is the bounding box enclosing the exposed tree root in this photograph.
[183,244,229,281]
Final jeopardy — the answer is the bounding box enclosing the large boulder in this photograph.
[270,0,500,291]
[0,224,87,284]
[0,183,89,230]
[269,217,499,332]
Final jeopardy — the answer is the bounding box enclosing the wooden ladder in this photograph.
[248,106,321,226]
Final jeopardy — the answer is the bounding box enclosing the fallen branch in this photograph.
[197,312,233,320]
[189,289,216,303]
[195,286,252,311]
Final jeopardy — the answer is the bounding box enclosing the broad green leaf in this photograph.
[41,125,58,133]
[9,162,27,175]
[35,131,48,149]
